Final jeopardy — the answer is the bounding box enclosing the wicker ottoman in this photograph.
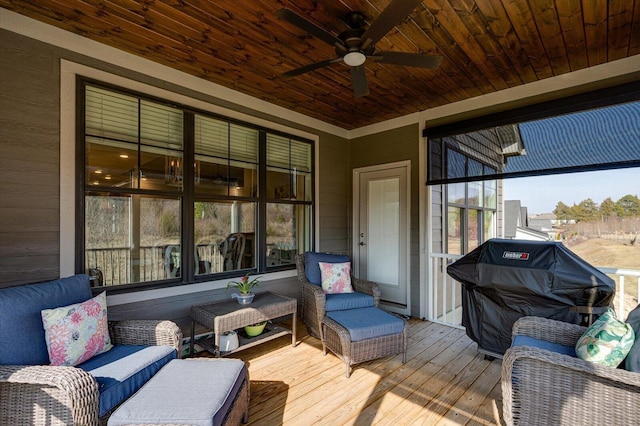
[107,358,249,426]
[322,307,407,377]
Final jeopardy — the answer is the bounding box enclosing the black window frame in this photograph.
[76,77,315,293]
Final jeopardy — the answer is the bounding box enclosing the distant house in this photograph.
[504,200,553,241]
[529,213,555,233]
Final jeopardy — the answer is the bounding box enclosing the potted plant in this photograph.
[227,273,260,304]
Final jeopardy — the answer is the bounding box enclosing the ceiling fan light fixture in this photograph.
[343,51,366,67]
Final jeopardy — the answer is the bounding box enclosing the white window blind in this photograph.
[266,134,311,172]
[195,115,228,158]
[195,116,258,163]
[140,101,183,149]
[86,86,183,151]
[85,86,138,143]
[230,124,259,163]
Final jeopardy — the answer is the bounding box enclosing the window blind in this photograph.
[266,134,311,172]
[85,86,138,143]
[195,115,258,163]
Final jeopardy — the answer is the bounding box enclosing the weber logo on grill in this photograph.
[502,251,529,260]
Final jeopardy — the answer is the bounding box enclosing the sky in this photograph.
[502,167,640,215]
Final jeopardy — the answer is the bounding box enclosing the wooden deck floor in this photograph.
[200,318,504,425]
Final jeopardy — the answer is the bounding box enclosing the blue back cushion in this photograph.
[325,292,375,311]
[304,252,350,285]
[511,335,577,357]
[0,275,92,365]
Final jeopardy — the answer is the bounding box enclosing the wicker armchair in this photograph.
[502,316,640,426]
[0,320,182,426]
[295,252,380,340]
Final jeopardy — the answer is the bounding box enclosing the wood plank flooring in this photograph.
[197,318,504,425]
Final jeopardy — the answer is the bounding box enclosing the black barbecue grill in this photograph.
[447,239,615,358]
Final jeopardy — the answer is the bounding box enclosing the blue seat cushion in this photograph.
[304,252,350,285]
[78,345,176,417]
[107,359,247,426]
[511,335,577,357]
[325,292,375,312]
[327,307,405,342]
[0,274,92,365]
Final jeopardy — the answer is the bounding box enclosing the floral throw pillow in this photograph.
[41,292,113,366]
[319,261,354,294]
[575,309,635,367]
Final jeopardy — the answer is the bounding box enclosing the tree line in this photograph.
[554,195,640,222]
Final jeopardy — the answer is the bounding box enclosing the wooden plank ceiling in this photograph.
[2,0,639,129]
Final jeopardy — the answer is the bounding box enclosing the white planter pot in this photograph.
[233,292,255,305]
[219,331,239,351]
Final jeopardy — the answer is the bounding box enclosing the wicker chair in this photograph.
[295,253,380,340]
[502,316,640,426]
[0,320,182,426]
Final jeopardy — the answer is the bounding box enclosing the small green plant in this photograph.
[227,273,260,294]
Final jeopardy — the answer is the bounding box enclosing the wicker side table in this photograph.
[190,292,297,357]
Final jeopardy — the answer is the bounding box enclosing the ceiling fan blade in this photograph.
[276,8,343,48]
[282,58,338,77]
[350,66,369,97]
[361,0,424,50]
[373,51,443,68]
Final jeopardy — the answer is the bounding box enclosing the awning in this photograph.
[425,82,640,185]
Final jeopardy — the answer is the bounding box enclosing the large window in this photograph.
[446,151,497,255]
[80,82,313,288]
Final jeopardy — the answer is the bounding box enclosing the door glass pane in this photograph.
[448,182,465,204]
[141,146,182,192]
[484,179,497,208]
[367,177,399,286]
[86,138,138,188]
[447,207,462,255]
[266,203,311,267]
[194,201,256,273]
[484,210,496,241]
[85,194,181,286]
[468,209,479,252]
[468,181,482,206]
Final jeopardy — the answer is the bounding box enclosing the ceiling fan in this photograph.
[276,0,443,97]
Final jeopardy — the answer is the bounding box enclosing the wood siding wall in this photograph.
[350,125,421,316]
[0,30,60,288]
[318,133,351,254]
[0,30,350,320]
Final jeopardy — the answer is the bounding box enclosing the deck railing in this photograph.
[85,244,226,286]
[428,252,640,329]
[85,243,292,286]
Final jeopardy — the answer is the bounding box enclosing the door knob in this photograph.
[359,242,366,246]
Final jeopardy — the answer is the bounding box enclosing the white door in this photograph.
[354,162,410,311]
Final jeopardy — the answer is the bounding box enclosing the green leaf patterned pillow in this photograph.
[575,310,635,367]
